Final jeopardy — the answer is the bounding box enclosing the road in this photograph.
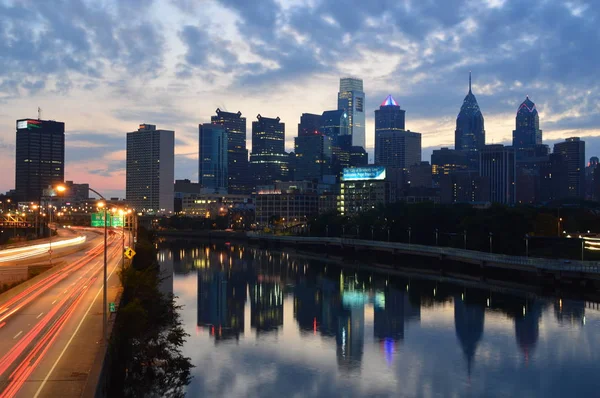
[0,228,92,265]
[0,228,126,397]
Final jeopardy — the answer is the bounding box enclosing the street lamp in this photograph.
[489,232,493,253]
[371,225,374,240]
[408,226,412,245]
[56,184,109,345]
[463,230,467,250]
[525,234,529,257]
[435,228,439,246]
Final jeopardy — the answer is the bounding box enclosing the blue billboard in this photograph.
[342,166,386,181]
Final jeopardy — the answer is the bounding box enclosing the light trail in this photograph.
[0,237,123,397]
[0,236,87,263]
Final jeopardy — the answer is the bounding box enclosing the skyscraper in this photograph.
[126,124,174,213]
[480,145,516,204]
[513,96,542,151]
[15,118,65,202]
[211,109,250,194]
[199,123,228,194]
[294,132,332,182]
[338,78,366,149]
[374,95,420,169]
[250,115,288,187]
[431,148,469,188]
[553,137,585,198]
[298,113,322,137]
[455,73,485,169]
[375,95,405,131]
[321,110,350,178]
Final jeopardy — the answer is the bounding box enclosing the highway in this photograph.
[0,228,91,264]
[0,228,125,397]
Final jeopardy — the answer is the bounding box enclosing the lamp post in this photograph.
[387,227,390,242]
[326,224,329,238]
[489,232,493,253]
[435,228,439,246]
[371,226,374,240]
[525,234,529,257]
[463,230,467,250]
[57,184,108,344]
[408,227,412,245]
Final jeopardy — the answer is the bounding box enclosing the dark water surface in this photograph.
[157,241,600,398]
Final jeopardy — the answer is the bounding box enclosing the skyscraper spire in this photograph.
[469,71,472,93]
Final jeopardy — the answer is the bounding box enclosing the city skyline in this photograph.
[1,1,600,197]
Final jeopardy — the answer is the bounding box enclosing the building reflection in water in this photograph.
[159,240,598,382]
[454,291,485,376]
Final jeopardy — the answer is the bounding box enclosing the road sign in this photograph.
[48,249,53,255]
[124,247,136,260]
[109,302,116,312]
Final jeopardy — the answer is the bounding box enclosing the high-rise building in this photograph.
[585,156,599,200]
[455,73,485,169]
[126,124,174,213]
[515,145,550,204]
[298,113,322,137]
[553,137,585,199]
[539,153,569,202]
[211,109,250,194]
[338,78,366,148]
[375,131,421,169]
[374,94,420,169]
[480,145,516,204]
[250,115,288,187]
[294,131,332,182]
[375,95,406,131]
[199,123,228,194]
[513,96,542,153]
[431,148,469,188]
[321,109,349,139]
[349,146,368,167]
[15,118,65,202]
[408,162,432,188]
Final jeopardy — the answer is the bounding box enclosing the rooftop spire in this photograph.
[381,94,399,107]
[469,71,472,93]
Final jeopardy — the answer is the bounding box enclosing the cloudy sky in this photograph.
[1,0,599,198]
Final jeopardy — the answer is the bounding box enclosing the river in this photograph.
[157,241,600,397]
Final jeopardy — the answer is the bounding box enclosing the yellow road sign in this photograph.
[124,247,136,260]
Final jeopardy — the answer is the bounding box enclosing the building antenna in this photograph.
[38,107,42,120]
[469,71,472,93]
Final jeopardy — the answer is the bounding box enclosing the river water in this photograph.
[157,241,600,398]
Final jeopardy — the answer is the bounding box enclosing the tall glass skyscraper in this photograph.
[15,118,65,202]
[374,95,421,169]
[211,109,250,194]
[554,137,585,198]
[199,123,228,194]
[338,78,366,149]
[455,73,485,169]
[250,115,288,187]
[126,124,174,213]
[513,96,542,150]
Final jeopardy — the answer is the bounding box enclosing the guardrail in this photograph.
[247,233,600,275]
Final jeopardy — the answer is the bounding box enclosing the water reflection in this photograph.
[159,242,600,397]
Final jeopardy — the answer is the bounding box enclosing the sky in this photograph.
[1,0,600,198]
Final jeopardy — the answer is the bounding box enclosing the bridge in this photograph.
[247,234,600,282]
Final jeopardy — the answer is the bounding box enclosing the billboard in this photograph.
[342,166,386,181]
[91,212,124,227]
[16,119,42,130]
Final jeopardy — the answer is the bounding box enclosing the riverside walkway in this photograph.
[247,234,600,281]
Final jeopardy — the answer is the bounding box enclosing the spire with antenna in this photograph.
[469,71,472,93]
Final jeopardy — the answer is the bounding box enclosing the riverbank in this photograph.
[156,230,600,290]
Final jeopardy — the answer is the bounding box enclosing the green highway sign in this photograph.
[109,302,116,312]
[91,212,124,227]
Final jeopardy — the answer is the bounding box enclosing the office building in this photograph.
[515,145,549,204]
[431,148,469,188]
[174,179,201,213]
[15,118,65,202]
[480,145,516,204]
[298,113,322,136]
[250,115,288,187]
[294,132,332,182]
[513,96,542,154]
[375,95,405,131]
[211,109,250,194]
[350,146,368,167]
[126,124,174,213]
[321,109,349,139]
[455,73,485,169]
[375,130,421,169]
[586,156,599,200]
[338,78,366,148]
[199,123,228,194]
[553,137,585,199]
[181,193,253,218]
[374,95,420,170]
[338,166,392,215]
[539,153,569,202]
[62,181,89,201]
[440,171,489,204]
[409,162,432,188]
